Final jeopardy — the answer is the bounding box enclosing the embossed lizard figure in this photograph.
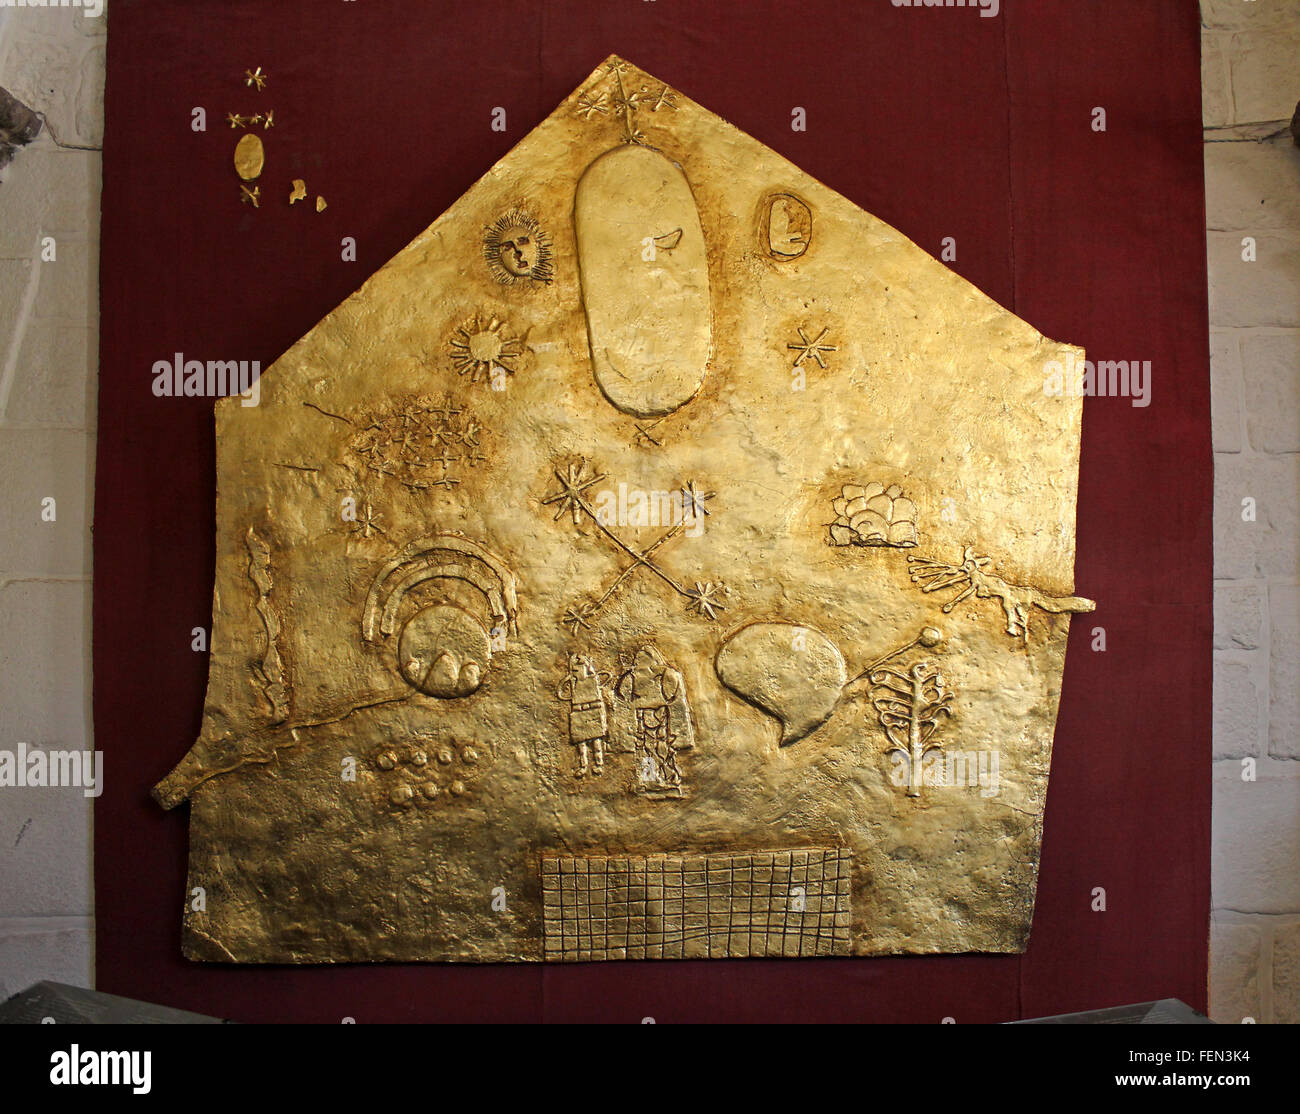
[907,546,1095,642]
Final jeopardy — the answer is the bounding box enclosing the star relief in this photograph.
[787,326,838,369]
[542,459,606,526]
[685,581,727,621]
[646,84,678,113]
[347,503,386,539]
[681,480,715,519]
[576,92,609,120]
[562,605,594,634]
[612,86,644,117]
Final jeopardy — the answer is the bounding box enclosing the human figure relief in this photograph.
[557,654,612,777]
[614,645,694,799]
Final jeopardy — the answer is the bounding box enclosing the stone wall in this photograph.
[1203,0,1300,1024]
[0,2,104,1000]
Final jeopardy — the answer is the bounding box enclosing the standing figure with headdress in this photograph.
[614,644,694,799]
[557,653,611,777]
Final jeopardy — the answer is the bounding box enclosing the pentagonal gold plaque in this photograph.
[156,57,1092,963]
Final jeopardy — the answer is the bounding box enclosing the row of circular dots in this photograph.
[374,739,484,808]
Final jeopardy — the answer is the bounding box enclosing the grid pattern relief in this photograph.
[541,848,852,961]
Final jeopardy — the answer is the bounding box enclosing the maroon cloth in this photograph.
[95,0,1210,1021]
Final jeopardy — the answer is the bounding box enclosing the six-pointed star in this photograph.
[787,326,838,369]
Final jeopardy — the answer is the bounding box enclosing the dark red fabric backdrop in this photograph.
[94,0,1211,1022]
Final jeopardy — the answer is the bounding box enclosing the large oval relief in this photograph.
[575,145,712,419]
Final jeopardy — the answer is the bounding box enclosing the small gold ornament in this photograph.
[233,133,264,181]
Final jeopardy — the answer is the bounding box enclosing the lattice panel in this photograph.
[541,848,852,961]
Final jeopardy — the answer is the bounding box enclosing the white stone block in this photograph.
[1214,657,1261,758]
[1209,918,1262,1023]
[1274,921,1300,1024]
[73,41,105,147]
[1204,136,1300,232]
[0,785,93,919]
[1269,583,1300,759]
[1212,768,1300,912]
[1210,330,1243,452]
[1227,31,1300,124]
[0,144,101,257]
[1214,582,1264,649]
[75,6,108,38]
[0,581,91,747]
[1207,232,1300,328]
[4,321,94,427]
[0,431,92,576]
[1201,0,1300,31]
[30,237,97,323]
[1213,452,1299,579]
[0,918,92,1002]
[0,256,36,312]
[0,18,104,148]
[1201,31,1233,128]
[1241,330,1300,452]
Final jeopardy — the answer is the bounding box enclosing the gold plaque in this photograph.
[156,57,1093,963]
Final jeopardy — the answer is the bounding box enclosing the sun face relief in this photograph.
[483,209,553,285]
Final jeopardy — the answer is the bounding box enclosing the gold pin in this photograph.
[244,66,268,91]
[226,112,247,128]
[262,109,275,130]
[240,184,260,208]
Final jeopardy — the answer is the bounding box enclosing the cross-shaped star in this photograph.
[682,480,714,519]
[684,581,727,620]
[788,326,838,369]
[348,503,385,539]
[576,92,609,120]
[541,460,606,526]
[646,85,678,112]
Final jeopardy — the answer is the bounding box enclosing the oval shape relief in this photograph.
[574,145,712,419]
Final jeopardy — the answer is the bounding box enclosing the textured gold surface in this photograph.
[232,133,263,181]
[156,56,1092,963]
